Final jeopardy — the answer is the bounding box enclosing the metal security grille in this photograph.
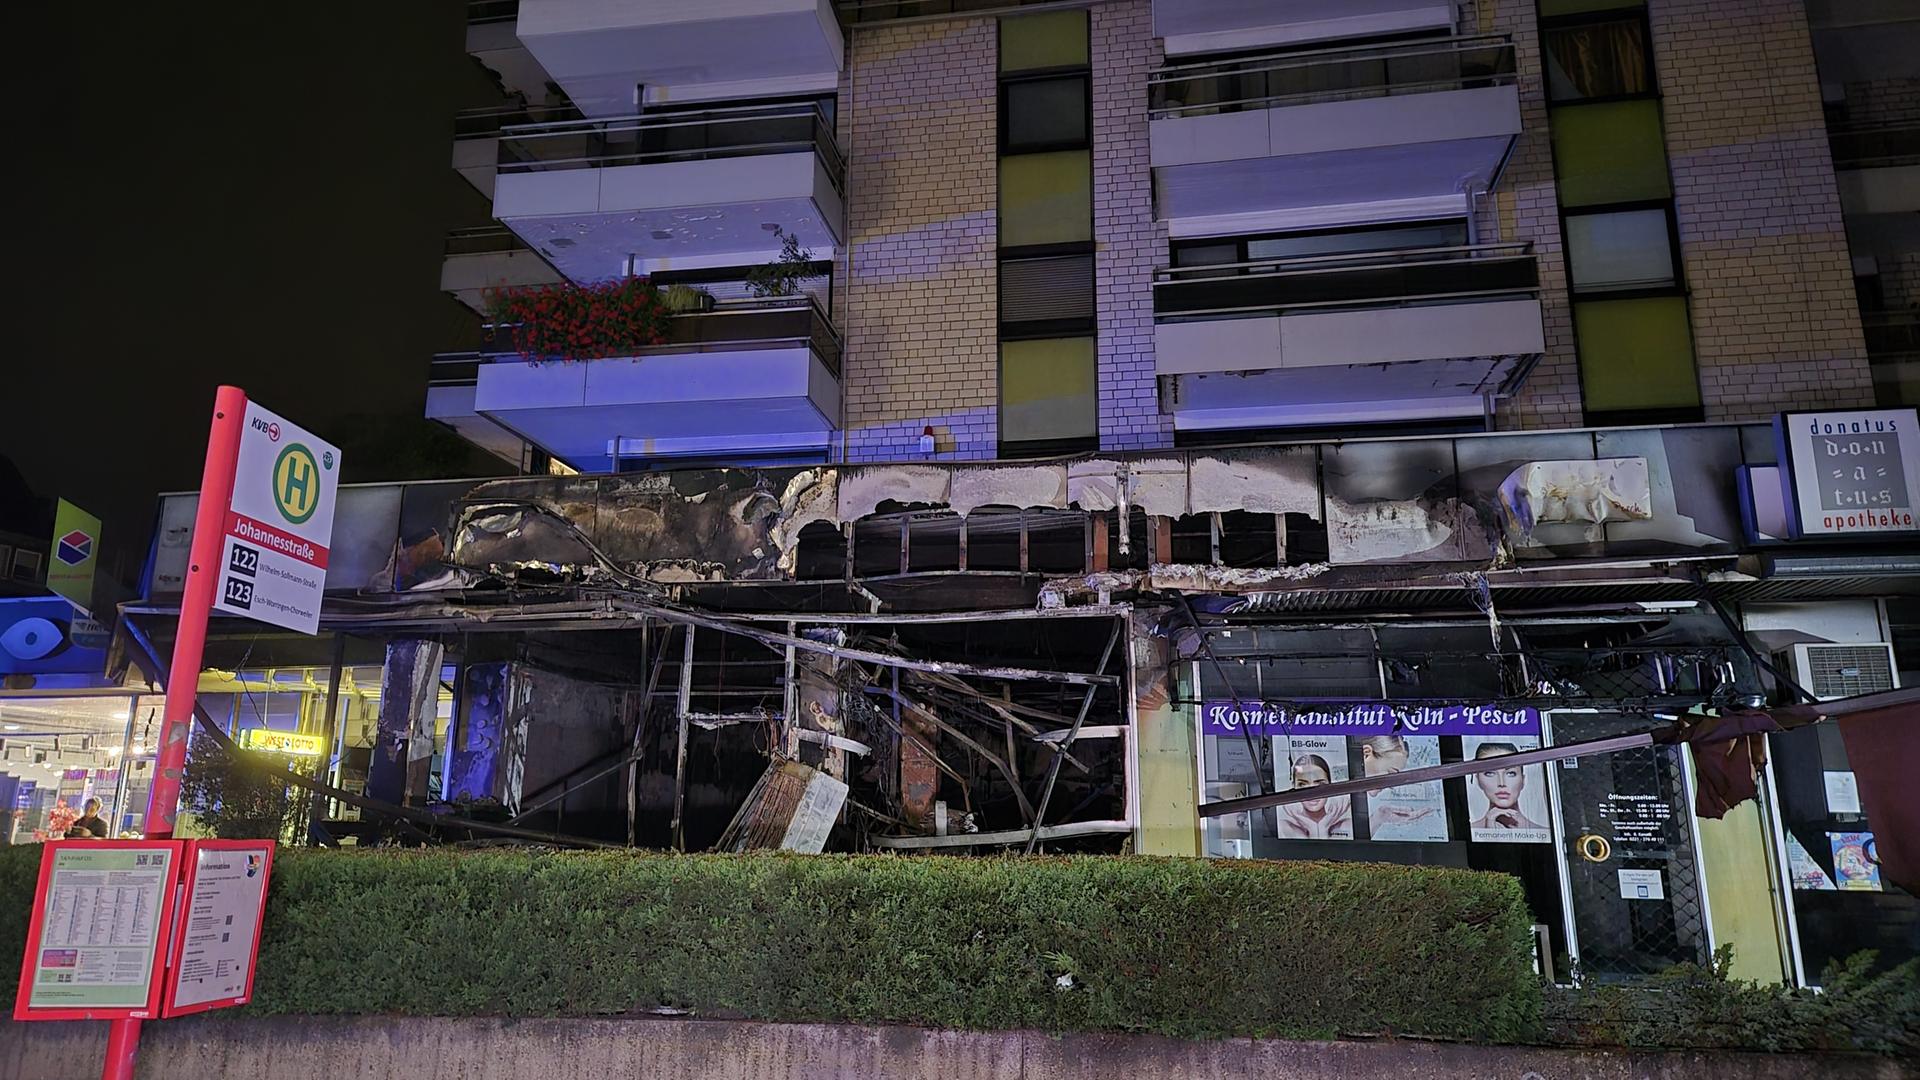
[1551,711,1711,982]
[1797,644,1896,699]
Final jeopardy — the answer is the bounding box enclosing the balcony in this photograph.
[440,228,566,315]
[1831,122,1920,216]
[465,1,551,103]
[1148,36,1521,235]
[1153,0,1457,58]
[453,103,584,198]
[1864,310,1919,408]
[1153,243,1544,430]
[492,104,846,280]
[514,0,843,117]
[428,298,843,470]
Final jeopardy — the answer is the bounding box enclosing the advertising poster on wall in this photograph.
[1830,832,1882,891]
[1464,735,1551,844]
[1358,734,1448,842]
[1271,735,1352,840]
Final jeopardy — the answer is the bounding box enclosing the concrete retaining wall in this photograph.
[0,1016,1900,1080]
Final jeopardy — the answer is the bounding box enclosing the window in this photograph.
[1000,152,1092,247]
[1565,207,1676,292]
[1550,99,1672,207]
[1171,220,1470,268]
[1001,253,1094,336]
[1000,9,1095,453]
[1003,75,1089,153]
[1000,9,1087,73]
[1540,0,1644,14]
[1575,296,1702,414]
[1544,17,1651,103]
[10,550,42,582]
[1001,337,1097,448]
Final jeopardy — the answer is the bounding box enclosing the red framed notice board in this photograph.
[13,840,186,1021]
[162,839,275,1016]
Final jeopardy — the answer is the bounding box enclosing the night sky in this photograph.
[4,3,506,604]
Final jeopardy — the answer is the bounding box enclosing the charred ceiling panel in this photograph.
[771,468,838,573]
[1595,427,1746,555]
[1189,448,1319,518]
[1325,440,1492,565]
[1068,458,1189,518]
[947,465,1069,517]
[591,470,788,581]
[452,470,799,583]
[836,465,951,521]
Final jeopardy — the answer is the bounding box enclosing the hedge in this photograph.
[1546,948,1919,1058]
[0,845,1540,1042]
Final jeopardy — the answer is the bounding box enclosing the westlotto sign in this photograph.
[212,402,340,635]
[1776,408,1920,539]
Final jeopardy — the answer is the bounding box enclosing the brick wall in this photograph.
[1882,250,1920,310]
[1841,78,1920,127]
[1475,0,1583,430]
[1651,0,1875,420]
[1092,0,1174,451]
[838,20,1001,463]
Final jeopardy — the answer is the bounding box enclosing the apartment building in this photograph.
[104,0,1918,994]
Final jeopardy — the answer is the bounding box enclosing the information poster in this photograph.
[1823,771,1862,815]
[1617,868,1665,901]
[15,842,182,1019]
[1464,735,1551,844]
[1361,735,1448,842]
[1830,832,1882,892]
[1599,790,1674,852]
[1272,735,1352,840]
[164,840,276,1016]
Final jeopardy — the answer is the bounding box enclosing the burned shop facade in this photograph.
[134,414,1920,987]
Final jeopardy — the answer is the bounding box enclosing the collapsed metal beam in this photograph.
[869,687,1035,824]
[131,594,1123,688]
[1025,620,1121,854]
[870,819,1131,850]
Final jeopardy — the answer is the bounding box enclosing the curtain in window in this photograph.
[1545,20,1649,102]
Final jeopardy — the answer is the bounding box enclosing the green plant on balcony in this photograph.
[484,278,673,363]
[746,227,815,298]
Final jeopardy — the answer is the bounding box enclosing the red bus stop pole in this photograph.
[102,385,247,1080]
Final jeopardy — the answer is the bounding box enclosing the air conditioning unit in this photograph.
[1780,642,1900,701]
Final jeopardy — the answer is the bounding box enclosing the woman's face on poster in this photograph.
[1476,764,1525,810]
[1361,743,1408,778]
[1291,760,1330,812]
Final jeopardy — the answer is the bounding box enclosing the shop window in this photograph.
[1000,9,1088,73]
[1000,336,1096,450]
[1574,295,1702,415]
[1565,207,1677,293]
[1544,16,1651,104]
[1551,99,1672,207]
[1003,75,1088,153]
[1000,151,1092,247]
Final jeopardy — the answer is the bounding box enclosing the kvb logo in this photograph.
[250,414,282,442]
